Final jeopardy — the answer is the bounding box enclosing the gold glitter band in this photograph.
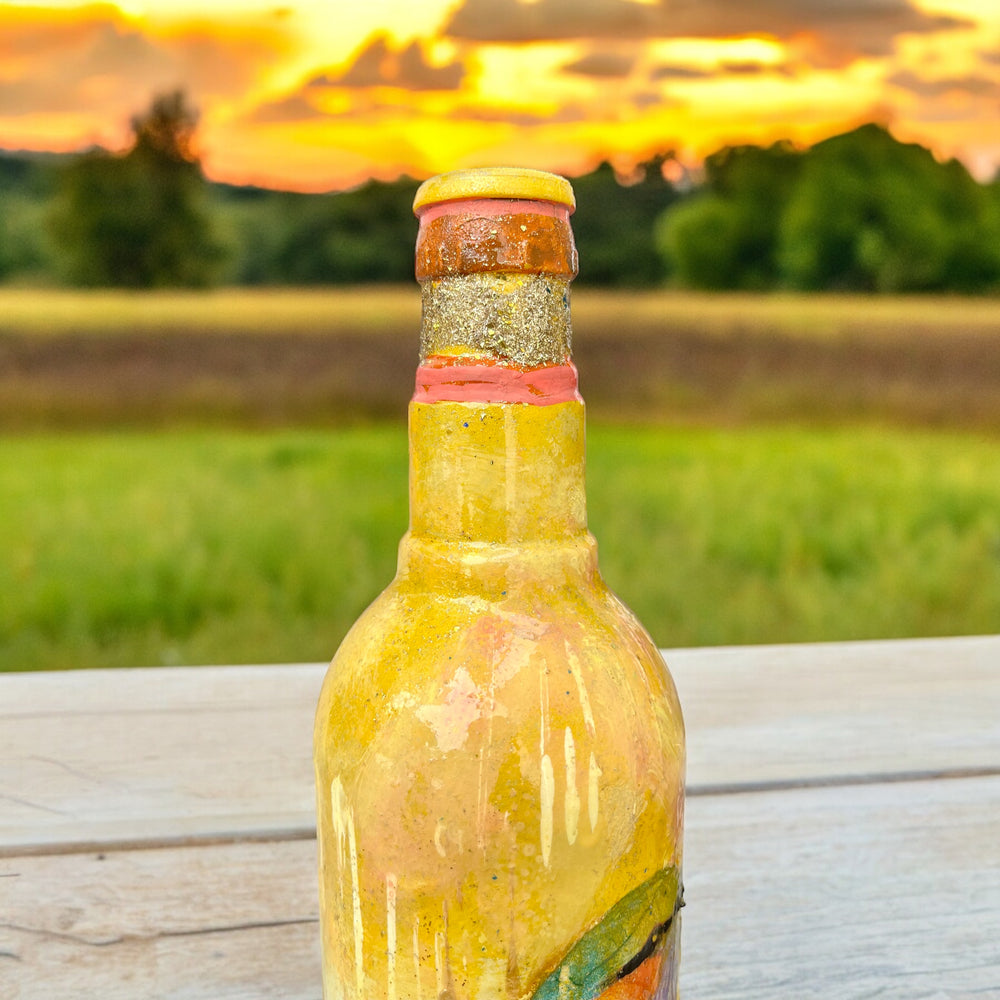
[420,273,572,367]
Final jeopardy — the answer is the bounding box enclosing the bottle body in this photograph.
[315,169,684,1000]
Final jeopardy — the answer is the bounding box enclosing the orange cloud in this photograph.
[0,4,296,149]
[0,1,996,190]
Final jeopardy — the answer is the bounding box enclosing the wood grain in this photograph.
[3,636,998,853]
[2,776,996,999]
[682,774,1000,999]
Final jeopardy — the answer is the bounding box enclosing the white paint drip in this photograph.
[539,667,549,759]
[539,655,555,867]
[434,932,446,1000]
[558,964,572,1000]
[434,820,448,858]
[504,409,518,516]
[540,752,555,867]
[565,646,597,739]
[386,874,397,1000]
[347,807,364,1000]
[589,752,602,832]
[564,727,580,845]
[412,918,423,1000]
[478,637,500,853]
[330,777,349,908]
[476,748,487,851]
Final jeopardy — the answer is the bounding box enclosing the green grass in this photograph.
[3,424,999,672]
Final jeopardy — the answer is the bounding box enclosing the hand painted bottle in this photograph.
[314,168,685,1000]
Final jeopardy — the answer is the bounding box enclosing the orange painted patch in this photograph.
[595,952,664,1000]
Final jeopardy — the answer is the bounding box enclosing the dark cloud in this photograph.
[447,0,658,42]
[719,61,777,76]
[247,94,325,123]
[454,103,590,126]
[650,59,796,82]
[445,0,974,63]
[561,51,636,78]
[650,64,713,81]
[312,34,465,91]
[631,91,686,112]
[245,35,467,126]
[888,70,1000,100]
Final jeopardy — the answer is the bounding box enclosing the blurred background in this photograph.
[2,0,999,671]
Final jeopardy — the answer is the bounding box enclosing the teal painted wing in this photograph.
[530,866,683,1000]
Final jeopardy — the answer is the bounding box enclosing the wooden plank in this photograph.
[0,666,311,848]
[0,839,321,1000]
[2,775,997,1000]
[681,773,1000,1000]
[672,634,1000,791]
[2,636,998,853]
[0,664,321,855]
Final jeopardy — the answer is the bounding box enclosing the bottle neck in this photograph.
[409,254,588,540]
[405,198,586,552]
[407,396,587,545]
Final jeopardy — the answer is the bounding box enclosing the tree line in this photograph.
[1,92,998,292]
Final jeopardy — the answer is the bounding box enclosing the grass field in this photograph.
[3,287,1000,428]
[3,287,998,671]
[3,424,999,672]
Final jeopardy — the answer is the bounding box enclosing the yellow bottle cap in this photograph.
[413,167,576,214]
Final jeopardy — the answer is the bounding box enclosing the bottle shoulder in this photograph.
[316,563,683,755]
[324,563,664,678]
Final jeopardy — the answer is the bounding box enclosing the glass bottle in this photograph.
[314,167,685,1000]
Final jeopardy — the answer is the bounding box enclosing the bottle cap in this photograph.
[413,167,575,214]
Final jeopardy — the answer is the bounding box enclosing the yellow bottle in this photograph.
[314,168,685,1000]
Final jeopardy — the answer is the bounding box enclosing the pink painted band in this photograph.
[416,199,570,224]
[413,362,581,405]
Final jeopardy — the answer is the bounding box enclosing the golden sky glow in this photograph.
[1,0,998,190]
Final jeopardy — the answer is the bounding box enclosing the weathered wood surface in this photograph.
[3,635,998,853]
[3,777,997,999]
[2,635,999,999]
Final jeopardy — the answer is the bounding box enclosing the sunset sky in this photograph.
[1,0,998,191]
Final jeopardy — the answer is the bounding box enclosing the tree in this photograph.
[654,141,801,289]
[775,124,997,292]
[49,91,228,287]
[270,178,419,285]
[0,152,58,282]
[571,157,678,286]
[655,125,1000,293]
